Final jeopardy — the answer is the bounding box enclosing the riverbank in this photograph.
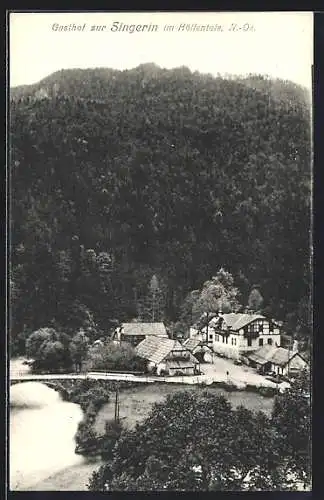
[22,381,275,490]
[10,374,277,491]
[23,459,104,491]
[50,377,277,457]
[11,356,280,458]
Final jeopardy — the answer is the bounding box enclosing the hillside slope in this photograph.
[9,65,312,349]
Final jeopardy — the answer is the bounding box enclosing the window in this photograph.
[209,334,213,340]
[269,322,274,332]
[268,338,273,345]
[247,338,252,347]
[225,336,228,344]
[259,324,263,333]
[259,338,264,346]
[215,334,219,342]
[233,338,237,346]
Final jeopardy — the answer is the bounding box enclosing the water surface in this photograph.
[10,382,85,490]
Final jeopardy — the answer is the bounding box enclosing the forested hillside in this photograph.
[9,64,312,353]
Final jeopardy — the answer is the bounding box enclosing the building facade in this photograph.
[135,336,200,376]
[190,313,281,360]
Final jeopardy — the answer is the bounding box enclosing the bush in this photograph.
[258,386,277,397]
[26,327,72,372]
[100,420,124,460]
[86,341,147,373]
[68,380,111,411]
[75,422,99,455]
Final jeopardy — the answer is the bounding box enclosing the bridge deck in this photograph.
[10,372,157,383]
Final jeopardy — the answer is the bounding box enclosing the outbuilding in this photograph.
[246,344,308,377]
[113,322,168,346]
[135,336,200,376]
[182,338,213,363]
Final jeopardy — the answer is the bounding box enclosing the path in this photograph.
[10,370,284,390]
[10,357,289,390]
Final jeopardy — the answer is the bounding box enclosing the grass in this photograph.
[94,383,275,434]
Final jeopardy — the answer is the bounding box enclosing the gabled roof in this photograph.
[183,338,202,351]
[247,345,302,367]
[183,338,212,356]
[208,313,266,331]
[247,345,278,365]
[135,336,188,364]
[221,313,266,331]
[270,348,299,367]
[120,322,168,338]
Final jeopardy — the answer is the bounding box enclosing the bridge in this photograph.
[10,371,157,383]
[9,370,216,386]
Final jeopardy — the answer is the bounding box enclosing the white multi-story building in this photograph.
[190,313,281,360]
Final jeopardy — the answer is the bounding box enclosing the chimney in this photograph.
[292,339,299,354]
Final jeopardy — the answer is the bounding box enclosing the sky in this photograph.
[9,11,313,89]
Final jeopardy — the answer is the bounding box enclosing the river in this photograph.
[9,382,97,491]
[9,360,274,490]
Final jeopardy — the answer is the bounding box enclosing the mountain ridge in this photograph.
[10,64,310,108]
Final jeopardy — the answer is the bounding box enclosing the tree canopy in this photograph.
[192,268,241,320]
[25,327,71,371]
[247,286,264,313]
[86,340,146,372]
[88,373,311,491]
[69,329,90,370]
[10,65,311,353]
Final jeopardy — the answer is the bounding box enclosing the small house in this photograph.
[135,336,200,376]
[114,322,168,346]
[246,344,308,377]
[182,338,213,363]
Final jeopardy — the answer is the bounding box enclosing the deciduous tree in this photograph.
[88,387,310,491]
[86,341,146,372]
[69,329,90,372]
[192,268,241,339]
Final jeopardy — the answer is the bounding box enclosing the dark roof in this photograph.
[120,322,168,338]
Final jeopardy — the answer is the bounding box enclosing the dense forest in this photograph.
[9,64,312,354]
